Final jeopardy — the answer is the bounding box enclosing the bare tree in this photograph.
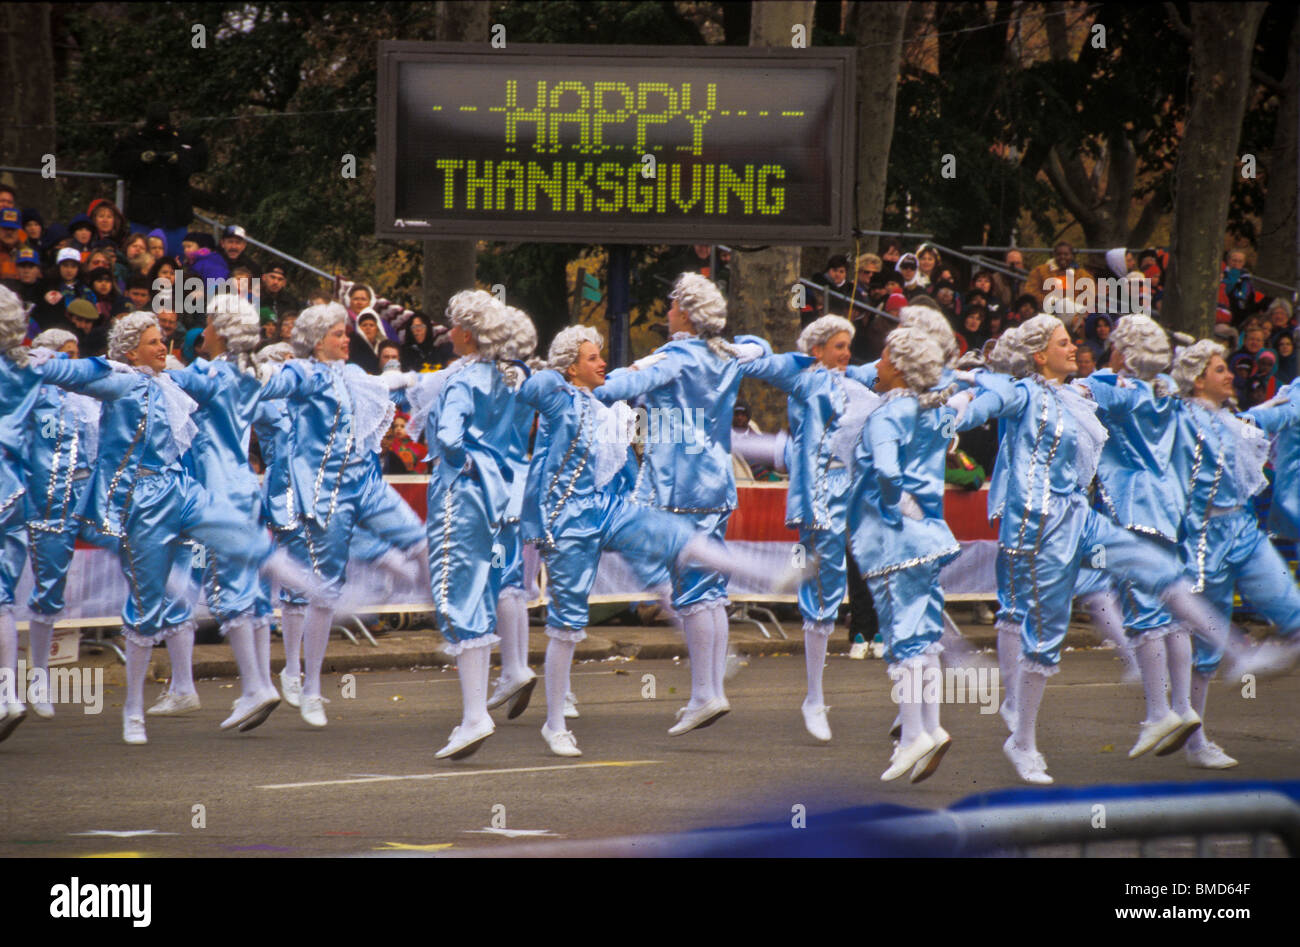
[848,2,908,254]
[1255,11,1299,290]
[1164,2,1268,335]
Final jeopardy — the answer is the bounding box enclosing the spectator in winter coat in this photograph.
[218,224,261,277]
[66,214,95,259]
[60,297,109,357]
[87,198,129,245]
[347,309,383,374]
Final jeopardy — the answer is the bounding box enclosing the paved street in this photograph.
[1,641,1296,858]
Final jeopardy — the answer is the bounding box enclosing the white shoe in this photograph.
[668,697,728,736]
[486,671,535,711]
[279,668,302,708]
[222,692,281,731]
[300,695,329,728]
[999,700,1018,734]
[848,639,870,660]
[563,691,579,719]
[1128,710,1187,759]
[882,732,936,781]
[541,722,582,757]
[1186,741,1238,769]
[975,604,996,625]
[122,714,147,745]
[911,727,953,783]
[29,701,55,719]
[1003,736,1053,784]
[146,692,201,716]
[0,702,27,743]
[1154,710,1202,757]
[435,718,494,759]
[801,700,831,742]
[868,641,885,659]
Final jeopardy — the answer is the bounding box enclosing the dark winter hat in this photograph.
[88,266,114,283]
[68,213,93,233]
[21,208,44,228]
[183,231,216,251]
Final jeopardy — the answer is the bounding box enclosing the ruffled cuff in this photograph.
[802,620,834,638]
[442,632,501,657]
[546,626,588,644]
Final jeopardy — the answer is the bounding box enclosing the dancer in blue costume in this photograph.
[734,315,872,742]
[850,327,961,782]
[167,294,288,732]
[952,315,1232,783]
[592,272,781,735]
[35,311,301,745]
[258,303,426,729]
[484,306,542,719]
[409,291,515,759]
[4,329,103,722]
[1076,314,1201,759]
[1167,341,1300,768]
[0,289,89,740]
[520,325,786,755]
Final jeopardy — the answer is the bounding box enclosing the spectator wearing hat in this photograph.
[347,309,384,374]
[52,247,95,308]
[20,209,43,247]
[884,292,908,317]
[1,245,45,310]
[381,412,428,475]
[0,207,27,279]
[122,274,153,313]
[258,264,299,319]
[88,267,131,321]
[179,231,230,287]
[66,214,95,259]
[181,326,205,365]
[218,225,261,278]
[1264,297,1296,351]
[1277,331,1299,385]
[799,254,852,326]
[61,297,109,357]
[146,229,169,262]
[111,102,209,256]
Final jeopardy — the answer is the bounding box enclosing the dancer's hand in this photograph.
[731,342,766,364]
[631,352,668,371]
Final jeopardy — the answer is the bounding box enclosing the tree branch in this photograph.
[1044,146,1095,225]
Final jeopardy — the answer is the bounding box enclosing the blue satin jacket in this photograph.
[427,358,514,524]
[1244,382,1300,540]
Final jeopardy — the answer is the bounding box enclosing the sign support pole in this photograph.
[608,244,631,369]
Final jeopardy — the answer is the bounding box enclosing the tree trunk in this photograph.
[1256,11,1300,290]
[1165,3,1267,336]
[847,1,908,255]
[421,1,490,318]
[732,1,815,433]
[0,3,57,214]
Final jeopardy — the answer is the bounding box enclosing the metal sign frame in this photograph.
[375,41,856,244]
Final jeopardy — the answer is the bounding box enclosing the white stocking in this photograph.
[678,536,771,590]
[300,603,334,700]
[1134,634,1171,722]
[224,616,261,699]
[1185,671,1212,751]
[456,644,491,730]
[921,652,942,733]
[164,624,196,696]
[254,618,274,692]
[710,603,730,701]
[1166,629,1193,716]
[891,662,924,746]
[996,621,1020,711]
[544,634,577,732]
[803,622,830,708]
[28,617,54,703]
[124,638,152,719]
[680,609,715,707]
[496,592,528,683]
[1011,665,1047,754]
[515,597,531,671]
[281,606,305,677]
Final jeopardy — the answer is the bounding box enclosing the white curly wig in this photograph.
[985,324,1035,378]
[108,311,161,362]
[1110,314,1171,380]
[0,285,29,361]
[445,289,512,361]
[884,327,944,392]
[1000,314,1066,375]
[669,270,732,351]
[1171,340,1227,397]
[548,325,604,372]
[291,301,349,358]
[797,315,854,354]
[32,328,77,353]
[500,305,538,361]
[206,293,262,355]
[898,305,959,366]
